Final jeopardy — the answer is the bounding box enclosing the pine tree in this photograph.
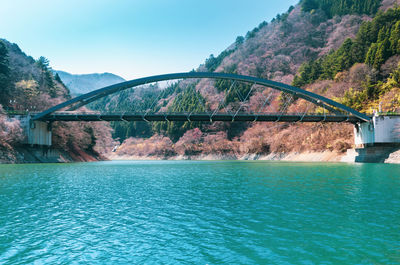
[36,56,55,95]
[365,43,378,67]
[0,40,11,105]
[301,0,382,18]
[335,38,354,71]
[301,0,319,12]
[390,21,400,53]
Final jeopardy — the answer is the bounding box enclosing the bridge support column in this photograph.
[354,121,375,146]
[27,120,52,146]
[344,115,400,162]
[354,115,400,146]
[21,115,52,146]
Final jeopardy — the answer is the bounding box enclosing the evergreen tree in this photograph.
[293,6,400,86]
[301,0,382,17]
[389,21,400,53]
[0,40,11,105]
[235,36,244,47]
[36,56,50,71]
[36,56,55,95]
[335,38,355,72]
[365,43,379,66]
[152,85,206,141]
[301,0,318,12]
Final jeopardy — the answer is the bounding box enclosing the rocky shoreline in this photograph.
[108,148,400,164]
[0,145,105,164]
[107,151,342,162]
[2,147,400,164]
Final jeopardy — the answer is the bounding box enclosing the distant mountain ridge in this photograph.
[55,70,125,95]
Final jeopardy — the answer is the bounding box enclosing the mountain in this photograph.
[106,0,400,159]
[55,71,125,95]
[0,39,115,163]
[3,0,400,162]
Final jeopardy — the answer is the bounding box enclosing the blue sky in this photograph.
[0,0,298,80]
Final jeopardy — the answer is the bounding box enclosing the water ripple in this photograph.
[0,161,400,264]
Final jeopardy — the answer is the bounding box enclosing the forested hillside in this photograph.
[0,39,115,162]
[107,0,400,159]
[3,0,400,162]
[301,0,381,17]
[292,6,400,113]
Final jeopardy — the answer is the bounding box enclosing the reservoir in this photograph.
[0,161,399,264]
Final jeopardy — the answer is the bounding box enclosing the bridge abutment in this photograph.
[15,115,52,146]
[344,115,400,163]
[354,115,400,147]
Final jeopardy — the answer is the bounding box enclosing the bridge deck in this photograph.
[40,113,365,123]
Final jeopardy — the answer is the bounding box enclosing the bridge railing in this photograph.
[39,111,368,123]
[5,110,31,115]
[43,111,356,116]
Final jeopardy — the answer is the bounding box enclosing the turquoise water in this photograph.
[0,161,400,264]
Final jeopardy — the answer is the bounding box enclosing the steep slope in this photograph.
[0,39,116,163]
[55,70,125,95]
[93,0,400,160]
[93,3,370,141]
[210,4,371,84]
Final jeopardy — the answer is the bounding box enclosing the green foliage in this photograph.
[205,49,234,72]
[89,82,186,142]
[246,29,257,39]
[54,73,64,85]
[337,78,381,111]
[36,56,57,96]
[337,88,369,111]
[365,37,391,69]
[90,83,172,141]
[152,85,206,141]
[389,21,400,54]
[292,59,323,87]
[36,56,50,71]
[235,36,244,46]
[391,64,400,85]
[301,0,318,13]
[214,65,253,105]
[301,0,382,18]
[378,63,400,93]
[278,92,297,111]
[0,40,70,111]
[293,7,400,87]
[0,40,11,105]
[245,21,269,40]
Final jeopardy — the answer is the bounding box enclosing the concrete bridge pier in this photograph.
[17,114,52,146]
[343,115,400,163]
[28,119,52,146]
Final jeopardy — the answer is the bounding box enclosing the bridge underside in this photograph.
[42,113,365,123]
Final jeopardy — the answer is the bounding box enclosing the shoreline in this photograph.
[107,148,400,164]
[107,151,344,162]
[0,145,105,164]
[2,147,400,164]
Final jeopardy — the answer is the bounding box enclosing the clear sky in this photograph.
[0,0,298,80]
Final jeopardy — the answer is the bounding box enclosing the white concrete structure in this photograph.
[355,115,400,146]
[27,120,52,146]
[14,115,52,146]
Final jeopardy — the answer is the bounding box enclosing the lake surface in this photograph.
[0,161,400,264]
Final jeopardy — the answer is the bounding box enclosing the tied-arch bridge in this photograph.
[19,72,399,147]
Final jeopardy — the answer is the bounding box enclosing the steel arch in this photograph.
[33,72,371,122]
